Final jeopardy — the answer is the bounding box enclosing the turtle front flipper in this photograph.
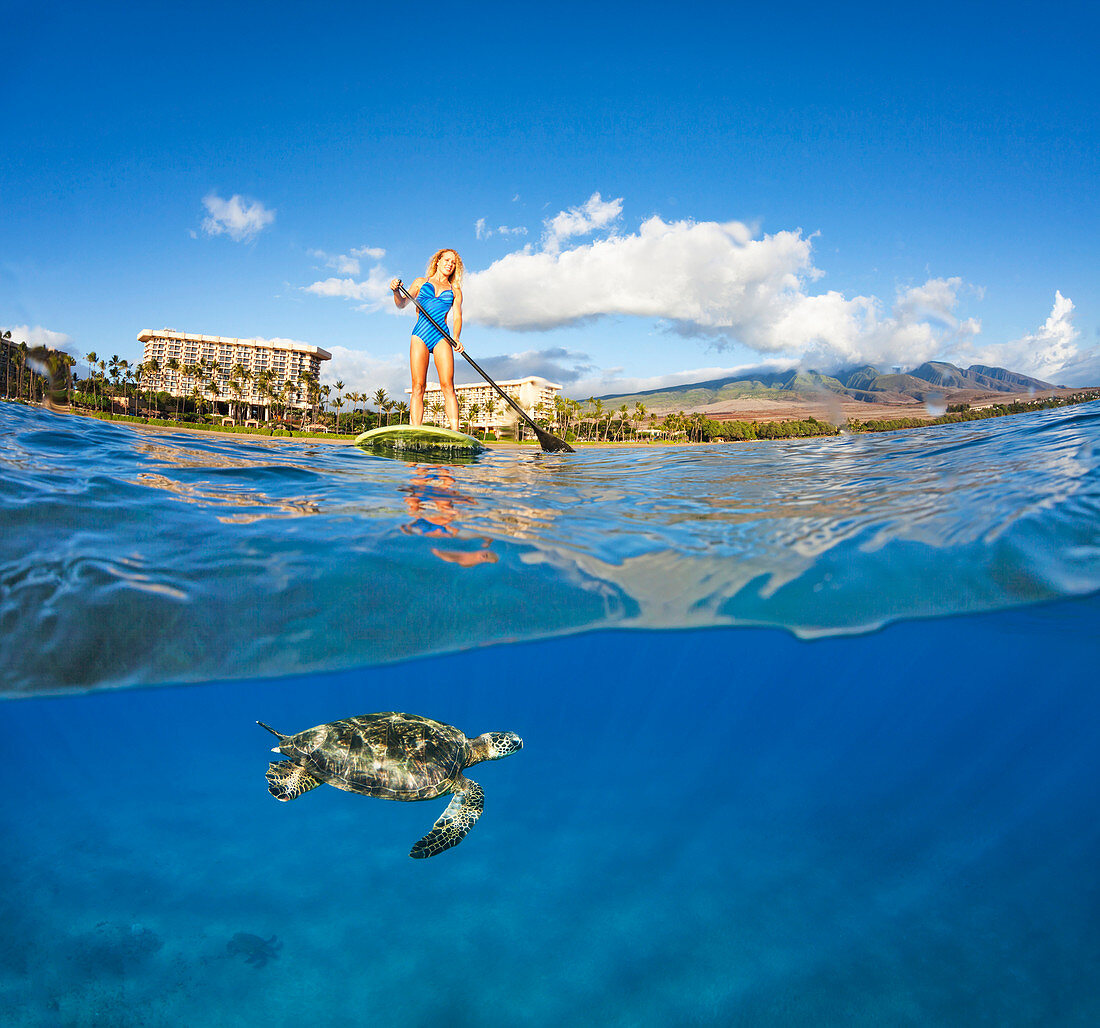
[410,778,484,859]
[266,761,321,802]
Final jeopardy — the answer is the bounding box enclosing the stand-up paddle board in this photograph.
[354,424,486,457]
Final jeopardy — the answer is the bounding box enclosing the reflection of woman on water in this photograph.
[390,249,464,432]
[401,465,497,568]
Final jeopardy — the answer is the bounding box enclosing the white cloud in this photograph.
[465,201,1006,372]
[304,264,394,311]
[303,247,393,311]
[201,193,275,242]
[3,323,74,352]
[961,291,1083,382]
[893,276,967,328]
[321,345,409,399]
[1056,347,1100,387]
[305,195,1091,387]
[308,247,385,276]
[309,249,360,275]
[476,218,527,240]
[543,192,623,253]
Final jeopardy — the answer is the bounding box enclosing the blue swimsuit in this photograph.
[412,281,454,352]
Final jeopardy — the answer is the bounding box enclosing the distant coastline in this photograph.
[11,390,1100,449]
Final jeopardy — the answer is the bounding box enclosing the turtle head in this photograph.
[469,731,523,764]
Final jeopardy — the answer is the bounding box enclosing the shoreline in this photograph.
[10,392,1098,449]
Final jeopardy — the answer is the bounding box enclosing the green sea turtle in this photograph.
[257,713,523,859]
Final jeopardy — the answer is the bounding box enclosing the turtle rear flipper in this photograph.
[266,761,321,802]
[410,778,484,859]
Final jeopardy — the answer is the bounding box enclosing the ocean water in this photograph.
[2,400,1099,1025]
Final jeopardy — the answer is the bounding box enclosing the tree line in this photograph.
[848,392,1100,432]
[1,330,77,404]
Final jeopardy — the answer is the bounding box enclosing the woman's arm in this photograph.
[390,277,425,309]
[450,287,463,353]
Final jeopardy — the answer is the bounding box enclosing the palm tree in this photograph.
[331,379,345,433]
[58,352,76,406]
[207,378,221,417]
[589,397,605,441]
[299,371,320,424]
[165,356,182,415]
[15,342,28,402]
[144,357,161,412]
[394,400,409,424]
[83,350,98,408]
[372,388,389,426]
[107,355,121,399]
[164,357,181,418]
[281,379,300,425]
[346,391,364,432]
[553,395,568,436]
[236,364,254,419]
[2,330,12,399]
[133,362,145,410]
[227,379,241,421]
[428,399,444,426]
[255,369,276,422]
[123,364,137,412]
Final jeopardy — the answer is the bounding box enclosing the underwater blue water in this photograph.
[2,401,1100,1025]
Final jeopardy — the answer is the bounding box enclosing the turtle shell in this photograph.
[280,712,468,801]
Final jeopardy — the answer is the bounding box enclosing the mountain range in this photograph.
[591,362,1061,411]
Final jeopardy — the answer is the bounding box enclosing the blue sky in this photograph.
[3,0,1098,399]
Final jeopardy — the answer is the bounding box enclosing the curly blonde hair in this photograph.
[426,248,464,287]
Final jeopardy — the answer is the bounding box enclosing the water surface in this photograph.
[1,402,1099,1025]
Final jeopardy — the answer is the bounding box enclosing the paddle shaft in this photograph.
[397,282,573,452]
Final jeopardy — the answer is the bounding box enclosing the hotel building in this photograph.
[410,376,563,433]
[137,329,331,420]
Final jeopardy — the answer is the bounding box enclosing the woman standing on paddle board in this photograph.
[390,249,465,431]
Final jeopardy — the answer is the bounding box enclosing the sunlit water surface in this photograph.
[2,401,1099,1025]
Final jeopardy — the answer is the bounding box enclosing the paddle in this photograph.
[396,281,575,453]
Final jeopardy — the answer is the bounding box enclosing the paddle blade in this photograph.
[532,424,575,453]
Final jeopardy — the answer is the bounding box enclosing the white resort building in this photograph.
[137,329,331,421]
[410,376,563,434]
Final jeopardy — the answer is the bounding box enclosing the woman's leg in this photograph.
[409,337,430,425]
[433,342,460,430]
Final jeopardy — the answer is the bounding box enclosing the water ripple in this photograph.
[2,401,1098,695]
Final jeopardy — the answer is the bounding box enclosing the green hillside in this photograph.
[578,360,1059,411]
